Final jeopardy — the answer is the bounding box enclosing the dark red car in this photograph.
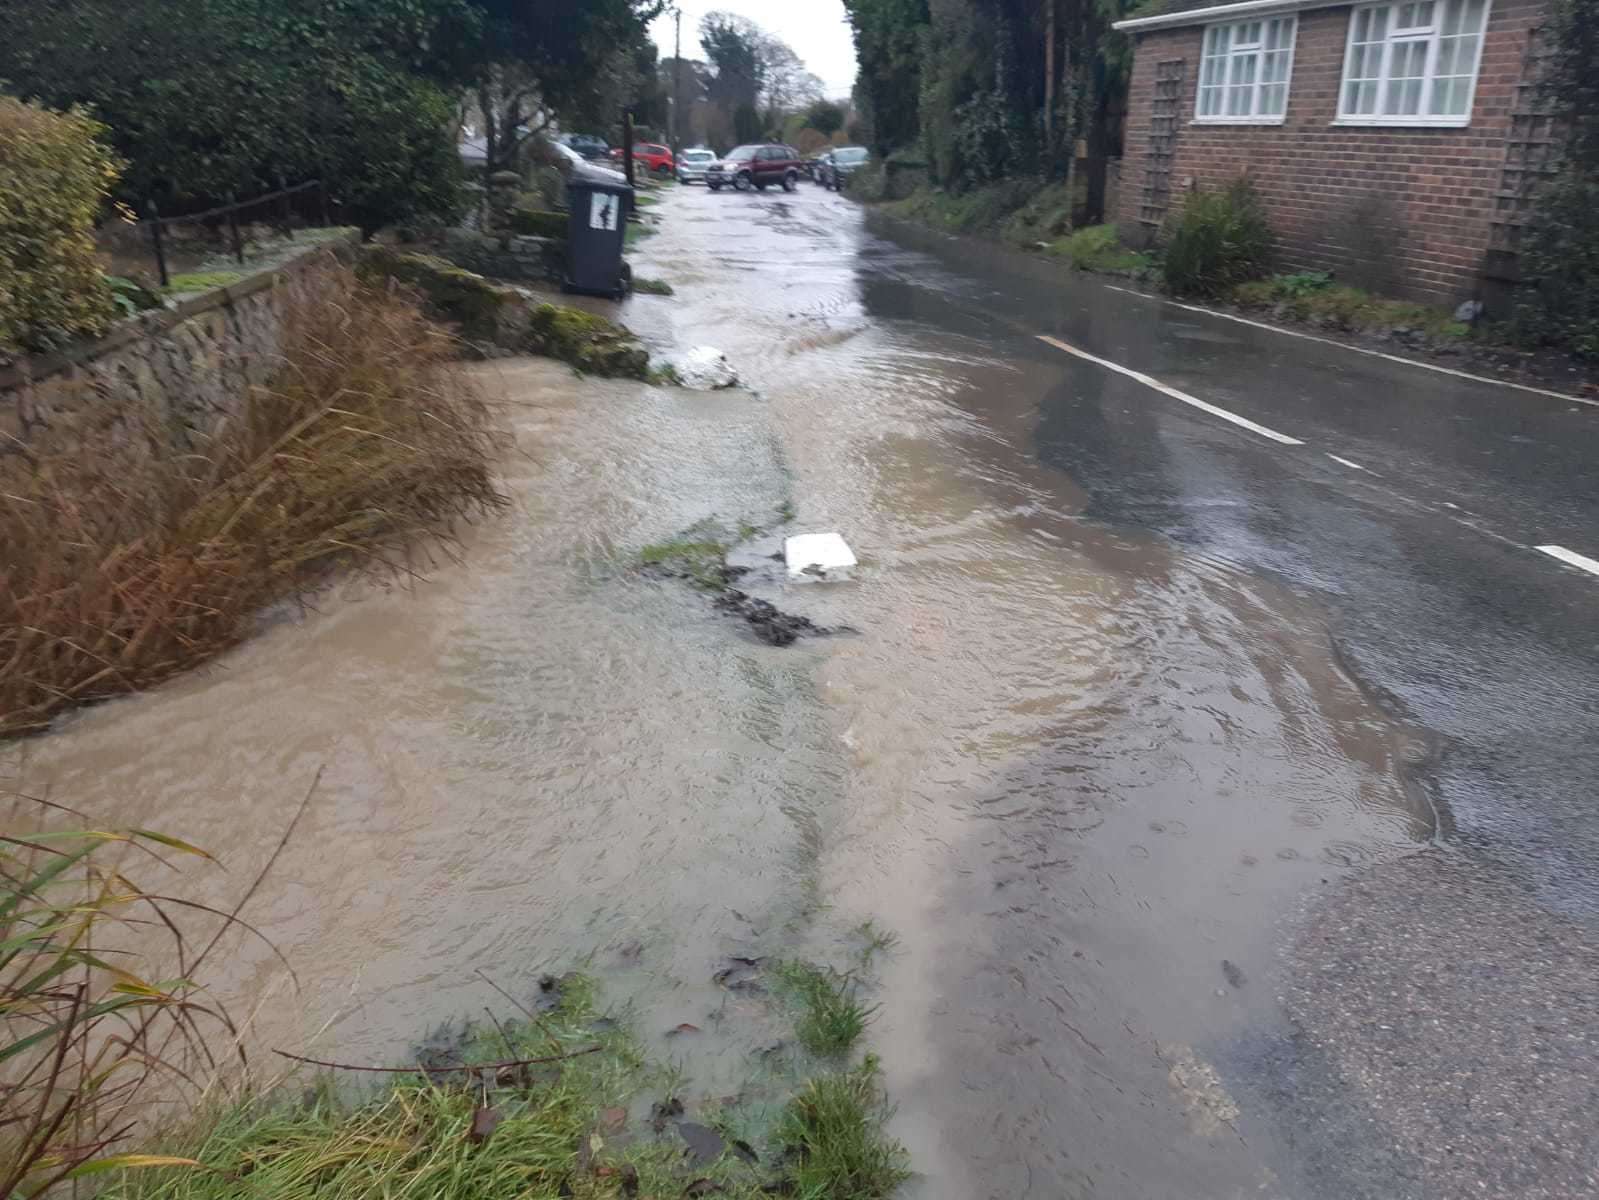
[705,144,805,193]
[609,143,675,176]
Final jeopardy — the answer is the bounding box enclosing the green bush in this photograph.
[0,1,464,234]
[1161,178,1274,297]
[0,97,119,356]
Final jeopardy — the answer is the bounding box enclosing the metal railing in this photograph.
[136,180,330,287]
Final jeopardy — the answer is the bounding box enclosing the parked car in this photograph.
[609,143,675,175]
[705,144,805,193]
[816,146,870,190]
[560,133,610,160]
[545,141,629,187]
[676,147,718,184]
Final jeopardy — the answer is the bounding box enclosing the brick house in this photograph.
[1113,0,1560,306]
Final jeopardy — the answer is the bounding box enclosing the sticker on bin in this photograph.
[589,193,621,231]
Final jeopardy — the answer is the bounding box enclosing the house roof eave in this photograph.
[1113,0,1341,33]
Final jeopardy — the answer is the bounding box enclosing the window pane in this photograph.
[1267,18,1292,49]
[1434,35,1459,74]
[1213,25,1231,53]
[1463,0,1488,32]
[1263,49,1289,83]
[1429,77,1458,114]
[1261,83,1287,115]
[1238,20,1262,44]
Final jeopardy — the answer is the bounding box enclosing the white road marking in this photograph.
[1101,284,1599,408]
[1036,334,1304,446]
[1537,545,1599,578]
[1326,454,1368,472]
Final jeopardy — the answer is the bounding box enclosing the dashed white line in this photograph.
[1036,334,1305,446]
[1326,454,1369,472]
[1537,545,1599,578]
[1101,284,1599,408]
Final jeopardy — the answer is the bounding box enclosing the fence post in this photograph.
[227,194,244,264]
[147,198,169,288]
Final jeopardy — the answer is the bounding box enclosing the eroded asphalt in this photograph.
[624,184,1599,1199]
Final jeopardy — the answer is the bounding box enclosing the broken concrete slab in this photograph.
[784,532,857,577]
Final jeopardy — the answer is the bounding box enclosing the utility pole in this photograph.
[1044,0,1056,160]
[672,6,683,158]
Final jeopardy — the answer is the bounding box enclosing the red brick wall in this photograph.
[1118,0,1547,302]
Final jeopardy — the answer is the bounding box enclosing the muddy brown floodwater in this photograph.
[11,187,1440,1197]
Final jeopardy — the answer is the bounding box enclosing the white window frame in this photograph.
[1335,0,1493,127]
[1193,15,1298,125]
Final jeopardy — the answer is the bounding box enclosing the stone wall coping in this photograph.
[0,230,360,393]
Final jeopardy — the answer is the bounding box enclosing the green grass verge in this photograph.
[773,961,875,1057]
[777,1057,911,1200]
[1230,273,1469,339]
[632,276,674,295]
[162,270,244,294]
[1047,225,1153,274]
[102,973,910,1200]
[639,536,730,589]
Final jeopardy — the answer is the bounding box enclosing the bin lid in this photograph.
[567,171,635,196]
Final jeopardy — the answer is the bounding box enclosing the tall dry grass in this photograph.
[0,263,505,736]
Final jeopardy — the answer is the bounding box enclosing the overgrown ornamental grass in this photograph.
[0,262,505,737]
[0,798,266,1196]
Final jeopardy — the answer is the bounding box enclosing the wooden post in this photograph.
[622,110,636,186]
[147,198,168,288]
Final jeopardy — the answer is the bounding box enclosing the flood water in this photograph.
[11,187,1445,1196]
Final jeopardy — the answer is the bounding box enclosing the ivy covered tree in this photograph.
[842,0,931,156]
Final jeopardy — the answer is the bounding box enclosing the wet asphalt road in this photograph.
[634,186,1599,1198]
[866,214,1599,1198]
[859,214,1599,923]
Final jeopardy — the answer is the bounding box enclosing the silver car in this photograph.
[676,148,718,184]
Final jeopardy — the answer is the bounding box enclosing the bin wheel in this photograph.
[613,262,633,301]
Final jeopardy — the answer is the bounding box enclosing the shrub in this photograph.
[1161,178,1274,297]
[0,263,504,735]
[0,97,119,357]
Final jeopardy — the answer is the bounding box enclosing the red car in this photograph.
[705,144,805,193]
[609,143,675,176]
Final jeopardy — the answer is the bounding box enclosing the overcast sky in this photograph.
[649,1,858,100]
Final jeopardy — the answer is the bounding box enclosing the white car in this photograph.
[676,148,718,184]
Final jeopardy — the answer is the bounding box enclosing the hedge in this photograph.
[0,98,119,357]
